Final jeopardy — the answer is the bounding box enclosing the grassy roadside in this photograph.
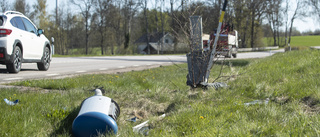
[1,50,320,136]
[264,35,320,47]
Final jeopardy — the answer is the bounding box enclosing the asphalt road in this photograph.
[0,49,284,83]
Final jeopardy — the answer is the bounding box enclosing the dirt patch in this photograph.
[301,96,320,113]
[119,97,170,121]
[164,103,176,114]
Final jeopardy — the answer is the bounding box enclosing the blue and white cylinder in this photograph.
[72,89,120,137]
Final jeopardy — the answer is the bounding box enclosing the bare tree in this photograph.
[95,0,112,55]
[284,0,289,46]
[160,0,164,54]
[123,0,140,50]
[309,0,320,20]
[248,0,267,48]
[143,0,150,54]
[13,0,30,15]
[114,1,123,54]
[266,0,282,46]
[32,0,49,29]
[54,2,72,55]
[70,0,95,55]
[288,0,307,45]
[231,0,249,48]
[0,0,10,12]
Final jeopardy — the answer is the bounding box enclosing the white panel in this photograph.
[78,96,112,116]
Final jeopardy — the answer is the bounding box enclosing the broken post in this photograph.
[187,16,211,87]
[186,0,228,88]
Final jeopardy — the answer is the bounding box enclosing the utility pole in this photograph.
[56,0,59,25]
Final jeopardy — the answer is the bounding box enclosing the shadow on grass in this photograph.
[215,60,251,67]
[49,106,81,137]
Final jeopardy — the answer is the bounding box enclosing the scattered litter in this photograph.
[244,98,269,106]
[202,82,228,90]
[159,114,166,119]
[132,114,166,135]
[133,120,149,135]
[4,98,19,106]
[127,117,137,122]
[139,126,150,136]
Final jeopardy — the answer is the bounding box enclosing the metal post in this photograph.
[186,16,206,87]
[204,0,228,83]
[189,16,203,52]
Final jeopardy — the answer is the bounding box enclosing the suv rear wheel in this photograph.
[6,46,22,73]
[37,46,50,71]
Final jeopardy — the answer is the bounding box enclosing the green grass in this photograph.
[289,35,320,47]
[264,35,320,47]
[1,50,320,136]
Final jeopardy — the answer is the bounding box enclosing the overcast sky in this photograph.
[27,0,320,32]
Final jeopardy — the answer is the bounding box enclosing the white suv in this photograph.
[0,11,52,73]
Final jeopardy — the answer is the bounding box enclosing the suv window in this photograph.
[10,18,17,27]
[12,17,26,30]
[22,18,37,34]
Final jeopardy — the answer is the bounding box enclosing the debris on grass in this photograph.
[272,96,290,104]
[244,98,269,106]
[132,114,166,136]
[127,117,137,122]
[158,113,166,119]
[4,98,19,106]
[202,82,228,90]
[133,120,150,135]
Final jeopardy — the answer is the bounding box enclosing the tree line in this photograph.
[0,0,319,55]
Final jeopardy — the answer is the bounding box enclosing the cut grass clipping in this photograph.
[1,50,320,136]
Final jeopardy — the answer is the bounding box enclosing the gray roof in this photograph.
[138,43,189,52]
[134,32,171,43]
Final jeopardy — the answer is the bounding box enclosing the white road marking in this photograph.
[118,66,125,68]
[99,68,108,70]
[146,64,152,66]
[46,73,59,76]
[133,65,140,67]
[4,77,23,81]
[76,70,87,73]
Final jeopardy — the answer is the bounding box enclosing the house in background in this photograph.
[135,32,188,54]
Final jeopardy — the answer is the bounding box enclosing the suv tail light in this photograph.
[0,29,12,35]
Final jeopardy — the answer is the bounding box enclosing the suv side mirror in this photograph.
[37,29,44,36]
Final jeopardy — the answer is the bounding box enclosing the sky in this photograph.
[26,0,320,32]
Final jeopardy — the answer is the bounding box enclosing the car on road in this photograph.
[0,11,52,73]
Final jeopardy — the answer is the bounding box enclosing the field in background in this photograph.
[1,50,320,136]
[264,35,320,47]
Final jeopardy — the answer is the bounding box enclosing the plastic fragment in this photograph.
[202,82,228,90]
[132,114,166,135]
[133,120,149,135]
[159,114,166,119]
[244,98,269,106]
[127,117,137,122]
[4,98,19,106]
